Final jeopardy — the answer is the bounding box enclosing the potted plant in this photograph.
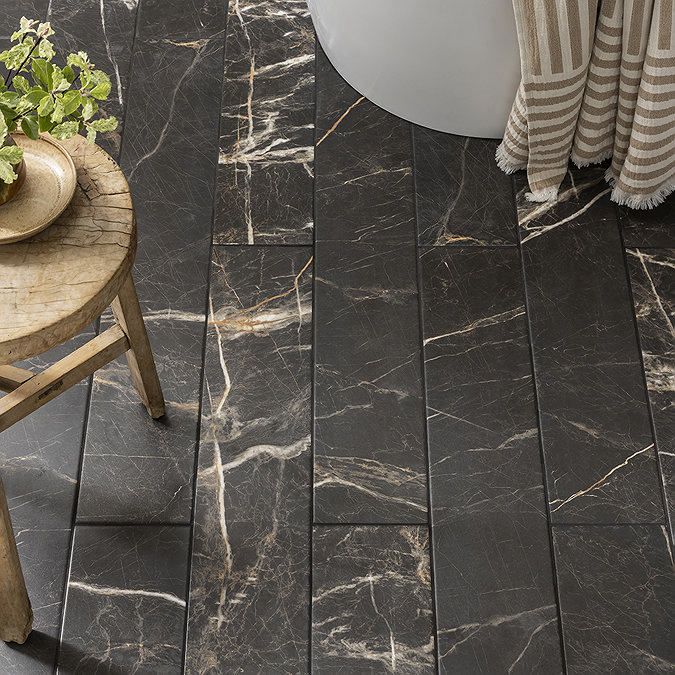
[0,17,118,204]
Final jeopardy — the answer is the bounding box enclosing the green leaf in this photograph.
[0,91,19,106]
[36,22,54,38]
[81,97,98,121]
[87,116,118,132]
[21,115,39,139]
[31,58,53,88]
[37,93,53,117]
[50,94,65,123]
[0,158,17,184]
[12,76,30,94]
[51,67,70,93]
[37,38,55,60]
[86,127,97,144]
[0,145,23,164]
[0,114,7,143]
[62,65,75,84]
[67,52,88,71]
[0,43,31,70]
[49,120,79,139]
[89,81,111,100]
[38,115,54,133]
[62,90,81,115]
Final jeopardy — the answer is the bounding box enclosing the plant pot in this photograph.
[0,136,27,206]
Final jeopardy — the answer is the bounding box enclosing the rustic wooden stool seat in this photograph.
[0,135,165,644]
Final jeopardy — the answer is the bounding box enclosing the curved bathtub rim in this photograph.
[308,0,522,139]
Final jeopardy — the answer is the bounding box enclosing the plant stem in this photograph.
[6,35,42,89]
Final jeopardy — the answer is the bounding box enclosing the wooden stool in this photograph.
[0,135,165,643]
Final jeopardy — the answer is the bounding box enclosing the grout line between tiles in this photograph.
[53,315,100,674]
[516,198,569,675]
[181,25,230,675]
[412,121,442,675]
[615,203,675,543]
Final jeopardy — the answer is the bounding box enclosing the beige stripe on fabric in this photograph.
[539,0,563,75]
[566,1,585,68]
[659,0,674,47]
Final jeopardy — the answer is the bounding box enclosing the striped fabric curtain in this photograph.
[497,0,675,209]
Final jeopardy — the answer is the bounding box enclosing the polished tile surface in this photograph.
[1,0,674,673]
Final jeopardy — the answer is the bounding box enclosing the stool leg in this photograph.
[0,478,33,644]
[111,275,166,419]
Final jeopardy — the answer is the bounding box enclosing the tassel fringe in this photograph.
[495,143,526,174]
[526,187,559,203]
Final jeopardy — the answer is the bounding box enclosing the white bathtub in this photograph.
[308,0,521,139]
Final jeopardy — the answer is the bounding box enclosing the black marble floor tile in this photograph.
[420,247,563,674]
[620,194,675,248]
[186,246,312,673]
[553,524,675,673]
[314,46,415,245]
[121,37,223,301]
[57,525,189,674]
[137,0,226,40]
[517,169,664,524]
[75,36,223,523]
[0,334,92,674]
[49,0,138,161]
[0,0,48,34]
[413,128,517,246]
[213,0,314,245]
[627,248,675,536]
[313,240,426,524]
[312,525,434,673]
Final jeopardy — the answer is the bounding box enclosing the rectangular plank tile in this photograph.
[413,127,517,246]
[76,37,224,523]
[517,168,664,524]
[1,0,48,33]
[57,525,189,674]
[626,248,675,537]
[620,195,675,248]
[314,45,415,244]
[213,0,315,244]
[553,524,675,672]
[0,335,92,674]
[137,0,226,40]
[186,246,312,673]
[49,0,138,161]
[421,247,563,674]
[313,240,427,523]
[312,525,434,672]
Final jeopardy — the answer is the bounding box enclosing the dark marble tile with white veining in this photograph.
[620,194,675,248]
[413,127,517,246]
[76,320,203,523]
[57,525,189,674]
[516,169,664,524]
[0,334,92,674]
[421,247,563,674]
[137,0,226,40]
[75,37,223,523]
[553,524,675,673]
[49,0,138,160]
[213,0,314,244]
[312,525,434,673]
[0,0,48,34]
[121,37,223,299]
[313,240,426,524]
[314,46,415,244]
[627,248,675,537]
[186,246,312,673]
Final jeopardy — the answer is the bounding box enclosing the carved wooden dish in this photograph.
[0,133,77,244]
